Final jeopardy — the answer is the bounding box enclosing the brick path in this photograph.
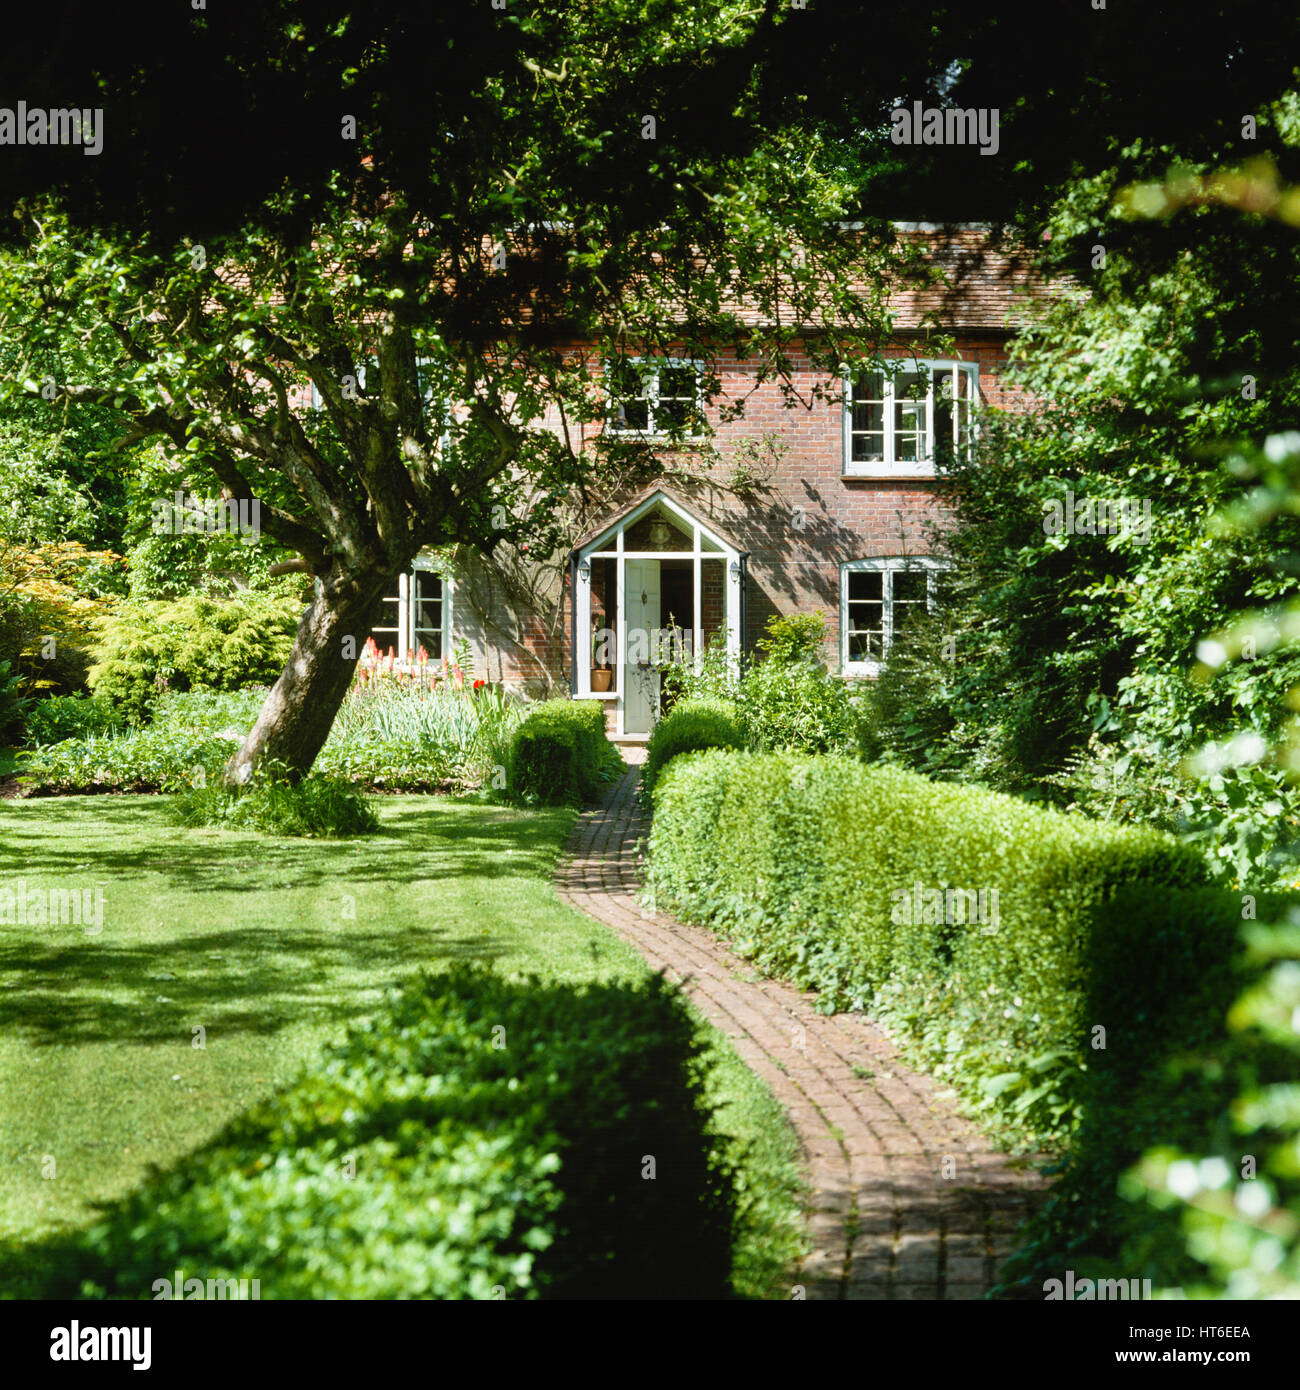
[556,752,1047,1300]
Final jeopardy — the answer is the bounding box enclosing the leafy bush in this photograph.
[87,591,299,723]
[171,761,379,838]
[21,692,125,746]
[32,966,736,1299]
[15,682,527,797]
[660,613,864,758]
[642,697,745,797]
[646,748,1211,1146]
[16,724,238,794]
[0,658,31,742]
[507,699,620,806]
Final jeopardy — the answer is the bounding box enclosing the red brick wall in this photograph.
[454,333,1019,689]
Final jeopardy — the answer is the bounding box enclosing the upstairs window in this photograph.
[841,558,946,675]
[606,359,705,438]
[844,359,978,475]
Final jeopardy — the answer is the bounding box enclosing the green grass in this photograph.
[0,790,804,1298]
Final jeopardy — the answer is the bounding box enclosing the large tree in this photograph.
[0,1,919,782]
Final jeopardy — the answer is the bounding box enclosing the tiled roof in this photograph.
[885,224,1064,331]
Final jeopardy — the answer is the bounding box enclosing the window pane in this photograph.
[848,570,883,601]
[656,366,700,432]
[608,361,651,431]
[849,600,884,630]
[848,628,884,662]
[893,571,928,604]
[853,370,884,400]
[366,593,400,656]
[413,572,443,659]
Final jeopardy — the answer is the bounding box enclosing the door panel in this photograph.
[624,559,661,734]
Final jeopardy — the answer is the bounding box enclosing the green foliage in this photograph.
[41,965,736,1300]
[20,692,124,746]
[738,658,864,757]
[643,698,746,798]
[868,138,1300,891]
[1118,913,1300,1298]
[0,658,31,742]
[17,684,525,796]
[171,760,379,838]
[646,748,1210,1147]
[507,699,620,806]
[754,611,829,666]
[661,614,864,758]
[87,592,300,723]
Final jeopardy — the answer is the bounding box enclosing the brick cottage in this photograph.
[359,224,1049,740]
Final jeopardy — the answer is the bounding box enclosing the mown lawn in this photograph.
[0,791,805,1297]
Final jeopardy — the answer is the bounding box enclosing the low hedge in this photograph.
[646,749,1210,1145]
[30,966,736,1300]
[642,697,746,797]
[507,698,616,805]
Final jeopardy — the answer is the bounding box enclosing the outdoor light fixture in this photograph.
[729,560,741,579]
[578,559,591,582]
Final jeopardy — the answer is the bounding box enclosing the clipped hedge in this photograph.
[33,966,736,1300]
[642,697,745,797]
[646,749,1209,1144]
[507,698,616,805]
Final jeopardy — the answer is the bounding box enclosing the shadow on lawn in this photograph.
[0,797,578,1047]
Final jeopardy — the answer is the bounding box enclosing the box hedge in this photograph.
[28,966,736,1300]
[646,749,1211,1143]
[642,697,746,797]
[507,698,614,805]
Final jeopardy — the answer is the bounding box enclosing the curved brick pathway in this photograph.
[556,752,1047,1300]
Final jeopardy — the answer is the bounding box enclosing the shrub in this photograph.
[16,724,238,794]
[507,699,619,806]
[646,749,1211,1146]
[88,591,299,723]
[738,658,863,756]
[32,966,736,1300]
[994,890,1298,1296]
[171,761,380,838]
[21,692,125,746]
[0,658,31,743]
[643,697,745,797]
[659,612,863,759]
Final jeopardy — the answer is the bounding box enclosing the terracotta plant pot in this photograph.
[590,667,612,692]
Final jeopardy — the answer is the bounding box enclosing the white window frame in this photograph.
[840,556,947,676]
[604,357,707,440]
[842,359,979,477]
[362,559,454,667]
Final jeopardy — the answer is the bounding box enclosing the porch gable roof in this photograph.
[571,485,747,558]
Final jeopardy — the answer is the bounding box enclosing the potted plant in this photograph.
[590,665,612,692]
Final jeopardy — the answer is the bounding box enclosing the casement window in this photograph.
[843,359,979,476]
[362,560,452,663]
[605,358,706,437]
[840,557,946,675]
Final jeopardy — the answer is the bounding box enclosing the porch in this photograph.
[570,489,747,741]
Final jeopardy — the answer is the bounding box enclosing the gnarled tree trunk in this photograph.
[224,568,391,786]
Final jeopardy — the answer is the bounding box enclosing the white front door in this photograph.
[624,558,661,735]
